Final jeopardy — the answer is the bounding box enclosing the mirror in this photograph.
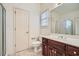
[51,3,79,35]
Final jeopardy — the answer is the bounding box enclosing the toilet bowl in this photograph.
[32,41,41,52]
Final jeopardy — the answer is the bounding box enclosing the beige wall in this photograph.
[3,3,40,55]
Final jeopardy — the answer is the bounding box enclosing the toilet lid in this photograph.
[32,41,41,45]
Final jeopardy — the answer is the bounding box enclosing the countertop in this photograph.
[40,34,79,47]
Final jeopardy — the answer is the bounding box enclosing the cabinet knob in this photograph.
[54,51,56,54]
[54,49,56,54]
[52,50,54,53]
[45,46,46,48]
[62,53,65,56]
[73,51,77,54]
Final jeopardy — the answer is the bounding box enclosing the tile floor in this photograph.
[16,48,42,56]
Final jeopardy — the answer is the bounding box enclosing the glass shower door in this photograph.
[0,4,2,56]
[0,4,6,56]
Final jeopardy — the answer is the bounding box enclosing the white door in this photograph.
[14,8,29,52]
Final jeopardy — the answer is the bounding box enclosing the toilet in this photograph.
[32,40,41,52]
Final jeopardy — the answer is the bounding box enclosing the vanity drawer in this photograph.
[48,39,65,52]
[66,45,79,56]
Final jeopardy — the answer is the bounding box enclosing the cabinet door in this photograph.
[48,39,66,56]
[48,46,55,56]
[42,44,48,56]
[55,49,65,56]
[66,45,79,56]
[48,46,65,56]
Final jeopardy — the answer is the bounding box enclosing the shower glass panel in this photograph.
[0,4,2,56]
[0,4,6,56]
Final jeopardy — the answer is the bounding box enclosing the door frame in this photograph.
[13,7,30,55]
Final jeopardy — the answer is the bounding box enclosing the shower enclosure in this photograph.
[0,3,6,56]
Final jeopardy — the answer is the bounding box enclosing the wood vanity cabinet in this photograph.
[42,37,79,56]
